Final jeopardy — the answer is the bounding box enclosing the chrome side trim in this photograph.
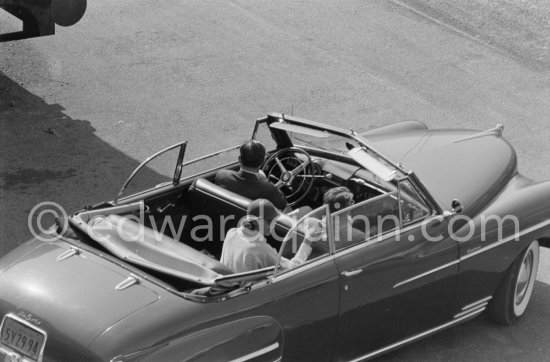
[392,219,550,288]
[454,305,487,319]
[231,342,280,362]
[461,296,492,311]
[459,219,550,262]
[393,260,459,289]
[334,215,435,258]
[349,309,483,362]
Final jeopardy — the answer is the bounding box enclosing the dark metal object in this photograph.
[0,0,86,41]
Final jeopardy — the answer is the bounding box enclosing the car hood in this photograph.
[0,239,160,356]
[365,126,517,214]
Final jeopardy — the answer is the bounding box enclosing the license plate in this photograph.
[0,315,46,361]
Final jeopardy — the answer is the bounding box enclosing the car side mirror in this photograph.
[430,199,465,239]
[439,199,464,220]
[451,199,463,214]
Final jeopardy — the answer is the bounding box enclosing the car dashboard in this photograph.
[302,157,389,209]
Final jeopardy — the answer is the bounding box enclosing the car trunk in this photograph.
[0,241,159,359]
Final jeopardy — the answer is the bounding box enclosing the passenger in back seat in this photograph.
[220,199,320,273]
[215,140,290,212]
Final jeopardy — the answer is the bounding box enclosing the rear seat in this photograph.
[186,177,322,259]
[186,178,251,256]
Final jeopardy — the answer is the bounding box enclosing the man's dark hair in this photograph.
[239,140,266,168]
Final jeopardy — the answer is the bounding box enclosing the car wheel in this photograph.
[488,240,539,325]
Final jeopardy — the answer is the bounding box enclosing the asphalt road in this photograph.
[1,0,550,360]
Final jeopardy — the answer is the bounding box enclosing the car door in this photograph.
[268,205,341,360]
[333,181,460,361]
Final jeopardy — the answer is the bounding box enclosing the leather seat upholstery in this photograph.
[186,177,318,259]
[187,178,251,256]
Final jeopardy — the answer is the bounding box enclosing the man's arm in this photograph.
[267,184,289,211]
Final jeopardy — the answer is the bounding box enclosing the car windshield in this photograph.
[263,118,402,182]
[262,120,354,154]
[290,131,352,154]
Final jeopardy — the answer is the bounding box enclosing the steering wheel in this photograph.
[262,147,315,206]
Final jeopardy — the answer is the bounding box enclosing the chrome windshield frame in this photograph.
[264,113,442,213]
[114,141,187,204]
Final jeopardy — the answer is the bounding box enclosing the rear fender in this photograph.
[115,316,283,362]
[458,177,550,257]
[453,178,550,313]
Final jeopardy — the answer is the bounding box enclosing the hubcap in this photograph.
[515,250,533,306]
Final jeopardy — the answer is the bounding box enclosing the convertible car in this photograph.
[1,113,550,361]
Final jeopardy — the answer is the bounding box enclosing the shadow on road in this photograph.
[0,72,161,256]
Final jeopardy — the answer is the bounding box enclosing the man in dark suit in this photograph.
[216,140,289,211]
